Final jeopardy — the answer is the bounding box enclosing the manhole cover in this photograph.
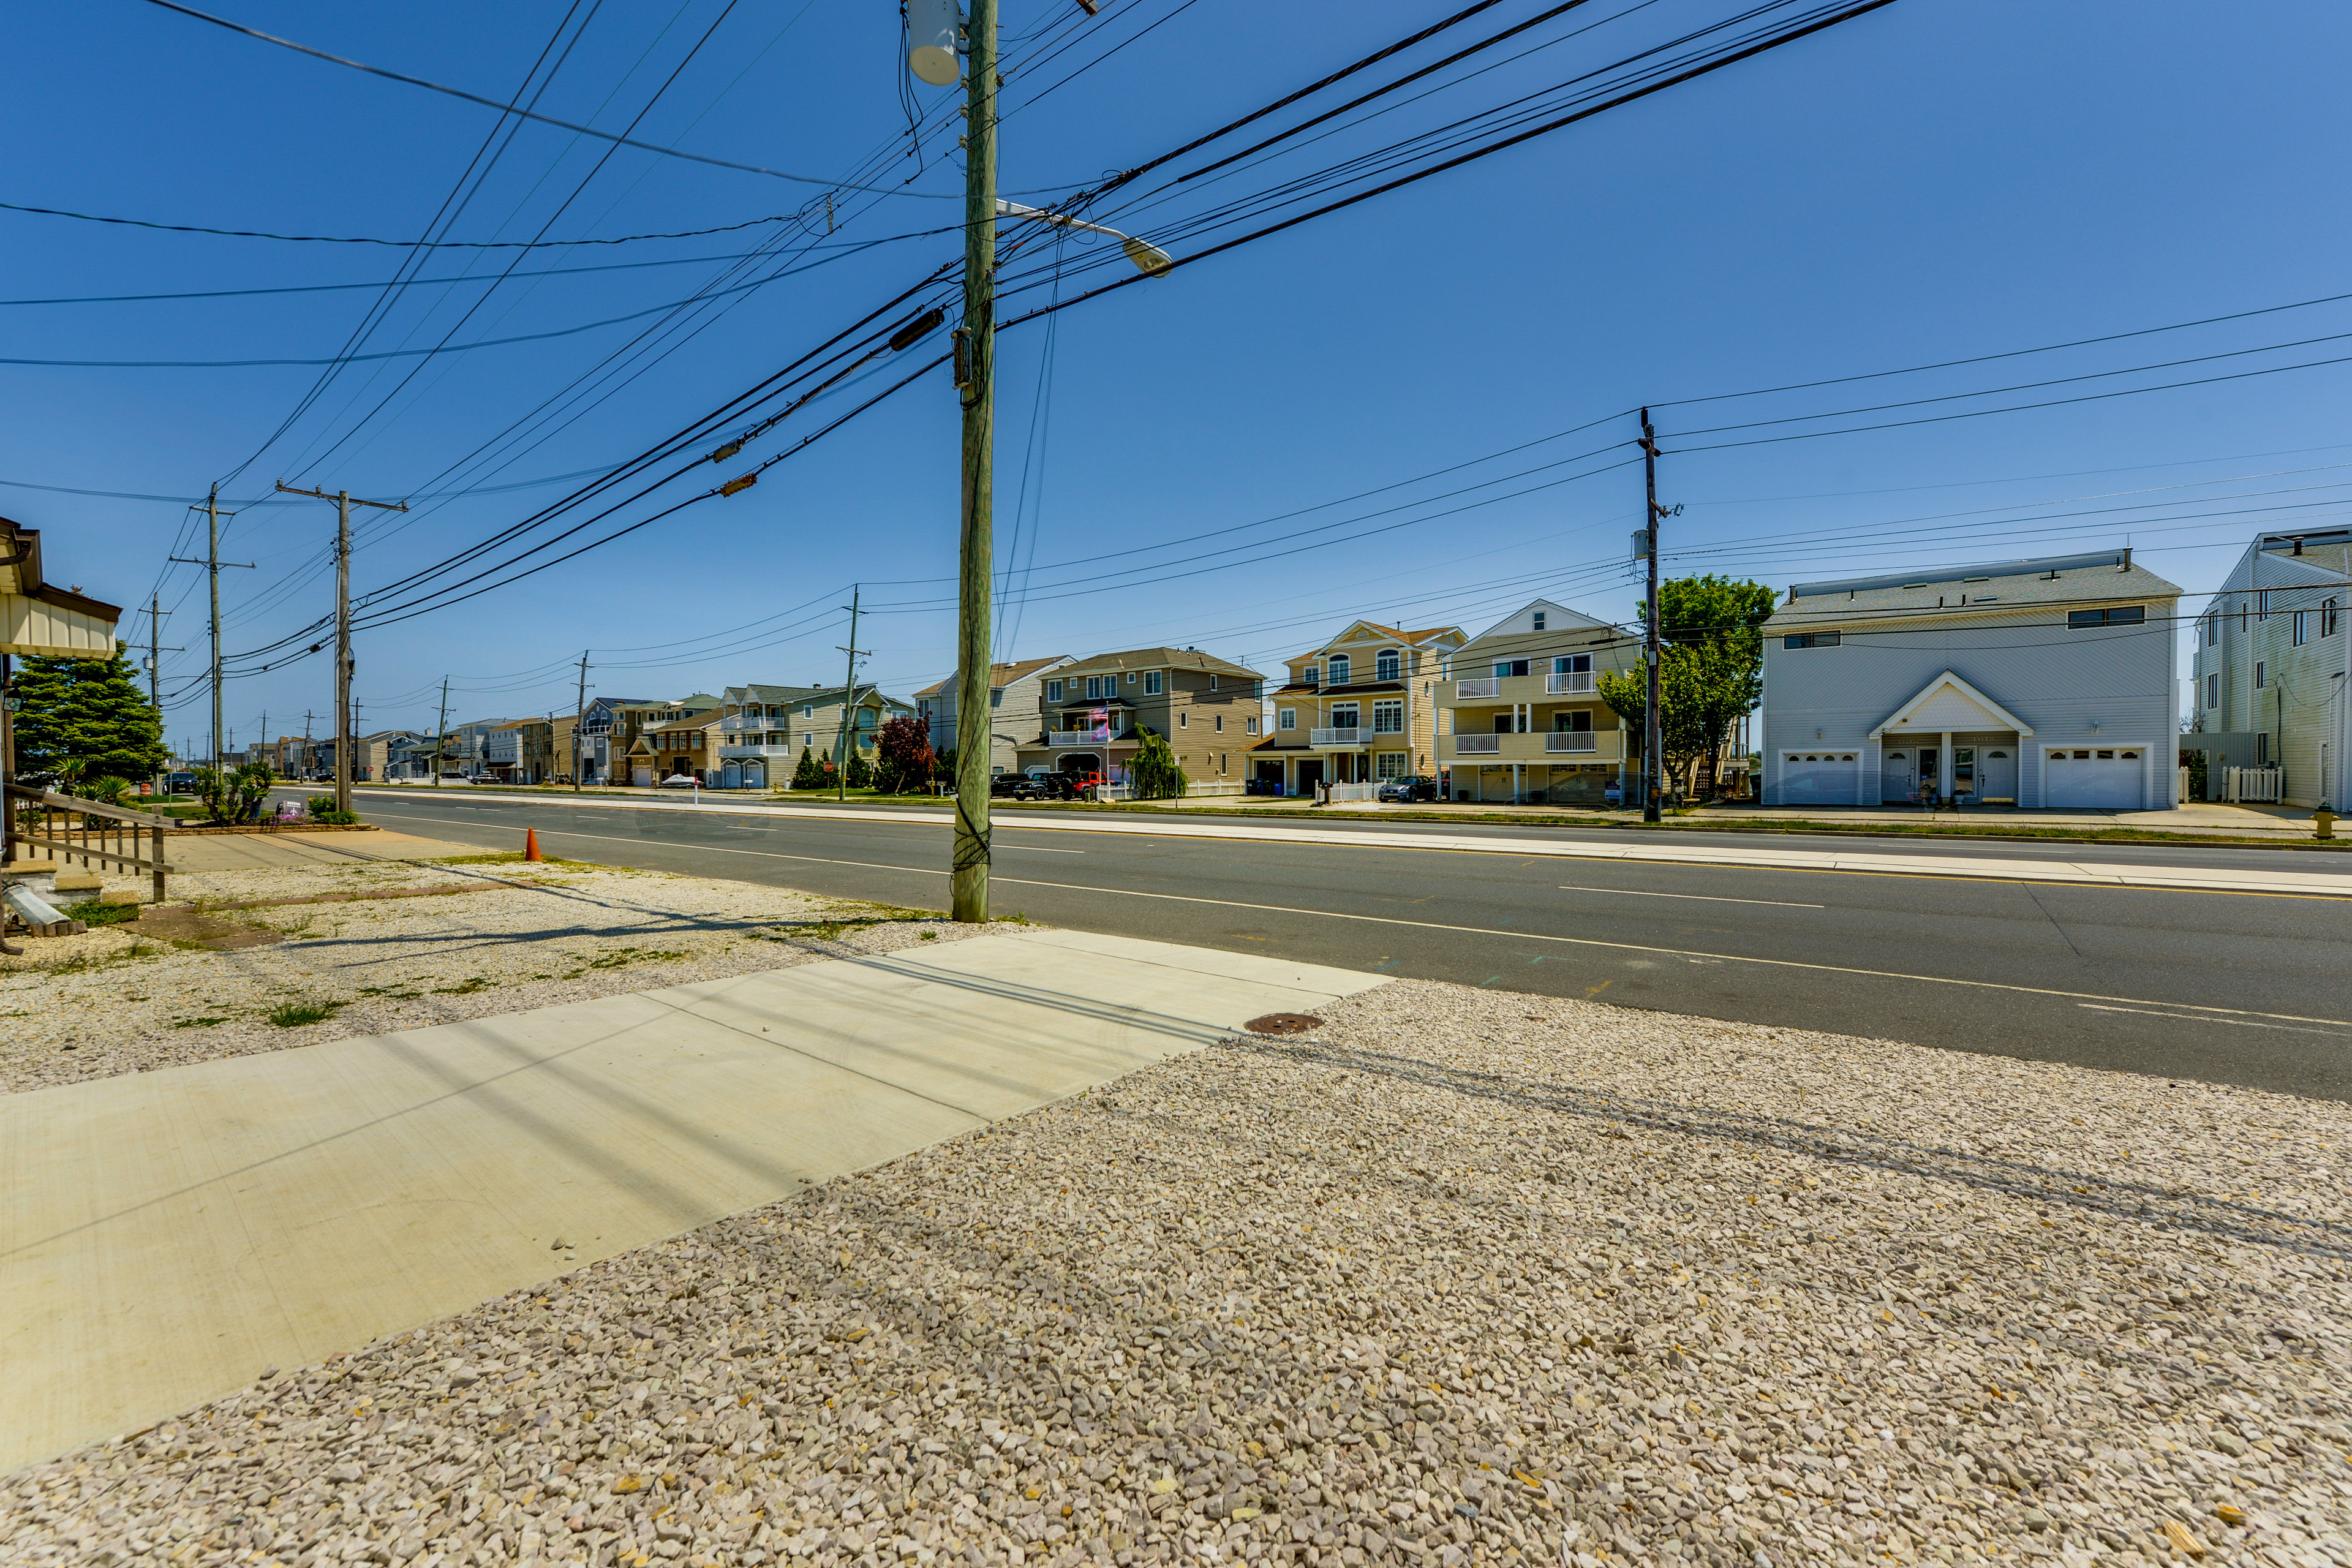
[1244,1012,1322,1036]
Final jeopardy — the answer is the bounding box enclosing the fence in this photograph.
[2223,767,2283,804]
[5,783,176,904]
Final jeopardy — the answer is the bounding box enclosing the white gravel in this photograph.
[0,856,967,1094]
[4,980,2348,1567]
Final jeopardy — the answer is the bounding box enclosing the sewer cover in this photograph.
[1243,1012,1322,1036]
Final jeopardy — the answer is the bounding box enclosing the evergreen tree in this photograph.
[12,642,167,786]
[791,745,826,790]
[845,749,874,790]
[1129,727,1188,799]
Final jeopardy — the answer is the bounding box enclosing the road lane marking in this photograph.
[2075,1003,2350,1036]
[998,845,1084,853]
[358,807,2352,1028]
[1558,884,1822,908]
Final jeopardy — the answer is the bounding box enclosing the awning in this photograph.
[1,589,119,657]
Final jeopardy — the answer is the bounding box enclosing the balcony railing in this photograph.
[1545,730,1597,753]
[720,715,788,732]
[1547,672,1594,695]
[1049,728,1115,746]
[1452,733,1500,753]
[1455,677,1501,699]
[719,744,796,758]
[1310,726,1362,747]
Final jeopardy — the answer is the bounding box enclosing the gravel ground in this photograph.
[6,980,2349,1567]
[0,856,965,1094]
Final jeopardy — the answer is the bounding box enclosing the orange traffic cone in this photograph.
[524,828,542,862]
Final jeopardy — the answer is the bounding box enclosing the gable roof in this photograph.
[912,654,1074,700]
[1867,671,2035,739]
[1776,548,2182,622]
[1054,646,1261,680]
[1463,598,1620,648]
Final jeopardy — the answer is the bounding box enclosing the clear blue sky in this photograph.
[4,0,2348,751]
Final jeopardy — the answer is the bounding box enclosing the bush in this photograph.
[845,750,874,790]
[304,794,362,826]
[1129,728,1188,800]
[873,715,935,794]
[192,761,274,824]
[791,745,826,790]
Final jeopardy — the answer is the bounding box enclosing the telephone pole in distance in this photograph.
[835,586,867,803]
[167,484,254,770]
[573,650,591,793]
[433,676,451,788]
[276,482,407,816]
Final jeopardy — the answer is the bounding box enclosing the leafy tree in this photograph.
[1597,663,1713,805]
[10,643,167,786]
[873,714,934,794]
[791,745,826,790]
[844,750,873,790]
[1129,727,1188,800]
[1600,575,1774,801]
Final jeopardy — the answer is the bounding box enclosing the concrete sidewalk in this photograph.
[0,927,1382,1474]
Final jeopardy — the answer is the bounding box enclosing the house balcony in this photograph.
[1546,671,1595,695]
[1049,728,1118,746]
[1440,729,1623,764]
[719,744,796,759]
[1310,726,1407,748]
[1447,673,1603,706]
[1453,677,1501,699]
[721,715,789,733]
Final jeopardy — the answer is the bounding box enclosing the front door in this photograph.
[1881,749,1912,804]
[1295,759,1324,796]
[1980,746,2017,802]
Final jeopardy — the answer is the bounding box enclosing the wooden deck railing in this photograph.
[4,783,175,903]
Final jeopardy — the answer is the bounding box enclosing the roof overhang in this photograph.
[1866,669,2035,740]
[1,587,120,657]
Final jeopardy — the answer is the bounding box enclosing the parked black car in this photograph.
[990,772,1047,800]
[1376,774,1441,803]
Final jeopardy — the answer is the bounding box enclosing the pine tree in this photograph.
[791,746,825,789]
[845,749,874,790]
[12,643,167,786]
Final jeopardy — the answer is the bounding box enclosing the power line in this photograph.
[0,197,829,247]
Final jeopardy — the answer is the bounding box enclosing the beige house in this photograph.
[913,654,1076,774]
[1013,647,1264,786]
[1250,620,1465,796]
[1436,598,1642,804]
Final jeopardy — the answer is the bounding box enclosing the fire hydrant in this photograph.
[2316,803,2337,840]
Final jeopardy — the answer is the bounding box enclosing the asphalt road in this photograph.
[312,790,2352,1102]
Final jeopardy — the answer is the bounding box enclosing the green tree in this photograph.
[1601,576,1774,802]
[1129,727,1188,800]
[844,750,873,790]
[791,745,826,790]
[10,643,167,787]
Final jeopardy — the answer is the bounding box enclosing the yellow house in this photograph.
[1436,598,1642,804]
[1251,620,1464,796]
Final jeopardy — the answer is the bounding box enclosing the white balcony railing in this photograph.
[1547,672,1594,695]
[1049,728,1114,746]
[1545,731,1597,753]
[1455,677,1501,699]
[721,715,786,732]
[719,744,796,758]
[1452,733,1500,753]
[1310,726,1362,747]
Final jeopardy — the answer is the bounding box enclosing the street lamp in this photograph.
[995,198,1174,277]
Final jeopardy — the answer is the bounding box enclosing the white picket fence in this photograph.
[1325,782,1382,802]
[2223,766,2283,804]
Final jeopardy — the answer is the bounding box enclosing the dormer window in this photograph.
[1328,655,1351,686]
[1304,664,1320,687]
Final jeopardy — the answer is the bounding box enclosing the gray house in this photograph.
[2188,529,2350,806]
[1761,549,2182,810]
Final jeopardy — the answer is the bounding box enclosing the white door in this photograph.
[2045,747,2143,809]
[1779,752,1855,805]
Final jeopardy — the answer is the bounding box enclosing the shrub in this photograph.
[267,999,344,1027]
[303,794,362,826]
[845,751,873,790]
[873,714,935,794]
[1129,728,1188,800]
[791,745,826,790]
[192,761,274,824]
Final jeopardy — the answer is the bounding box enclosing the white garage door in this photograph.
[1778,752,1856,805]
[2045,747,2144,809]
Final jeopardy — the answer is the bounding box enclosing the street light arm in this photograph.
[995,199,1172,277]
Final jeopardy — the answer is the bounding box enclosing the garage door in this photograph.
[1778,752,1856,804]
[2045,747,2144,809]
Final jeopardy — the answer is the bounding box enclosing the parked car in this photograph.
[991,772,1047,800]
[166,770,197,793]
[1376,774,1440,803]
[658,772,701,789]
[1036,768,1103,801]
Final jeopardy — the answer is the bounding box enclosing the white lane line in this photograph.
[2075,1003,2350,1036]
[361,808,2352,1028]
[998,845,1084,854]
[1559,884,1822,908]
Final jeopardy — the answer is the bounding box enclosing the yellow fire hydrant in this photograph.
[2317,804,2337,841]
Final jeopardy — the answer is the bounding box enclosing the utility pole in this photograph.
[1639,409,1663,824]
[835,586,867,802]
[276,482,407,816]
[168,485,254,770]
[573,650,590,793]
[434,676,450,787]
[301,710,314,781]
[138,595,181,793]
[950,0,1001,922]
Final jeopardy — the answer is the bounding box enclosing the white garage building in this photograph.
[1760,548,2182,810]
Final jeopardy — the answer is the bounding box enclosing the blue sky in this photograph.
[4,0,2348,751]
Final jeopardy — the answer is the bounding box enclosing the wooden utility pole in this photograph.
[835,586,867,802]
[168,485,254,770]
[1639,410,1663,824]
[140,595,181,792]
[277,482,407,815]
[573,651,591,792]
[433,676,450,786]
[951,0,1000,921]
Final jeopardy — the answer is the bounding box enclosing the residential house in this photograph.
[610,696,720,786]
[1014,647,1264,786]
[780,685,916,784]
[914,655,1076,774]
[714,684,819,789]
[443,717,525,780]
[1251,621,1464,796]
[576,696,658,784]
[477,720,535,783]
[519,715,578,784]
[1760,548,2182,809]
[384,733,443,781]
[1434,600,1641,804]
[2188,529,2350,806]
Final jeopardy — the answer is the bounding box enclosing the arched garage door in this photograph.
[2045,747,2144,809]
[1778,752,1856,804]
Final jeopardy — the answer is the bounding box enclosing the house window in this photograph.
[1782,631,1842,649]
[1045,680,1063,702]
[2327,598,2342,637]
[1328,656,1349,686]
[1246,716,1259,735]
[1372,701,1404,733]
[2258,589,2271,620]
[1331,704,1360,732]
[1144,671,1162,695]
[2067,606,2145,628]
[1128,671,1137,684]
[1532,611,1547,631]
[2258,733,2270,766]
[1178,712,1188,728]
[2295,610,2310,646]
[1376,752,1409,780]
[1303,665,1319,687]
[1213,714,1223,733]
[1553,710,1593,733]
[1279,708,1296,731]
[990,688,1004,707]
[2206,673,2219,708]
[802,704,815,717]
[2204,615,2218,646]
[1210,674,1219,691]
[1376,649,1400,681]
[2253,660,2267,689]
